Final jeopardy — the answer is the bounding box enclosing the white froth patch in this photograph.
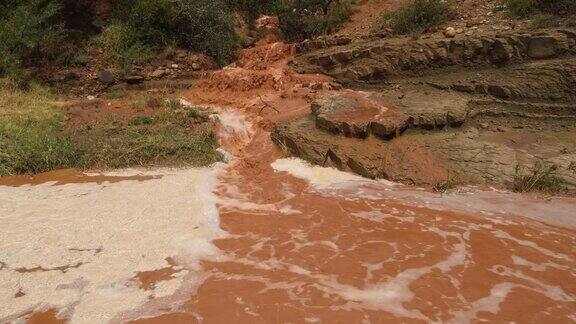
[449,283,516,323]
[0,167,224,323]
[216,110,253,141]
[271,158,386,190]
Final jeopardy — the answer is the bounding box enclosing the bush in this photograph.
[100,0,238,66]
[506,0,576,16]
[275,0,356,41]
[512,161,566,194]
[374,0,454,35]
[0,0,64,84]
[226,0,279,23]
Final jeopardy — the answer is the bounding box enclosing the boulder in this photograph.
[98,70,115,85]
[444,27,457,38]
[151,69,166,78]
[124,75,144,84]
[528,36,559,59]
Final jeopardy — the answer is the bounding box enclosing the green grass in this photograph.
[373,0,454,35]
[512,161,566,194]
[0,80,219,176]
[0,81,82,176]
[77,100,217,169]
[105,90,127,100]
[128,115,156,126]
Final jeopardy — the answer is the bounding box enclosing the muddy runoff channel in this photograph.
[1,89,576,322]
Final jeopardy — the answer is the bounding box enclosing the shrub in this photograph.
[374,0,454,35]
[0,0,64,84]
[226,0,279,23]
[512,161,566,194]
[100,0,238,66]
[275,0,356,41]
[529,13,561,29]
[505,0,576,16]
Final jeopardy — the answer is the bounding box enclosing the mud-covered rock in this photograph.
[527,35,567,59]
[311,92,409,139]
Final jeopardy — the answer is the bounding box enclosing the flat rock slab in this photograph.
[311,91,409,139]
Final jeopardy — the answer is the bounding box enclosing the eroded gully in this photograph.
[1,49,575,323]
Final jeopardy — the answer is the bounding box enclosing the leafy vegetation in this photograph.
[512,161,566,194]
[529,13,561,29]
[99,0,238,66]
[275,0,356,41]
[0,81,219,176]
[0,0,64,85]
[77,98,218,169]
[0,81,81,176]
[505,0,575,17]
[227,0,356,41]
[373,0,454,35]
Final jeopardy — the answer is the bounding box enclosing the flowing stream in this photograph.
[0,106,575,323]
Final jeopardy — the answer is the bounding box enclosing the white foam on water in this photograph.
[511,255,569,272]
[231,230,468,321]
[492,230,572,262]
[0,166,225,323]
[448,283,517,323]
[270,158,576,229]
[271,158,394,190]
[216,109,253,142]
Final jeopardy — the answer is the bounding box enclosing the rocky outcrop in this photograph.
[291,29,576,84]
[273,55,576,191]
[311,91,409,139]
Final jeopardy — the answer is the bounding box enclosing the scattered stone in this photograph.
[176,50,187,59]
[151,69,166,78]
[309,82,323,90]
[466,18,482,27]
[171,64,179,69]
[124,75,144,84]
[62,72,79,82]
[87,95,96,101]
[444,27,457,38]
[191,63,201,71]
[330,82,344,90]
[255,15,280,30]
[98,70,115,85]
[478,122,490,130]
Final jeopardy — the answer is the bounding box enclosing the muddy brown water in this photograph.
[1,104,575,323]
